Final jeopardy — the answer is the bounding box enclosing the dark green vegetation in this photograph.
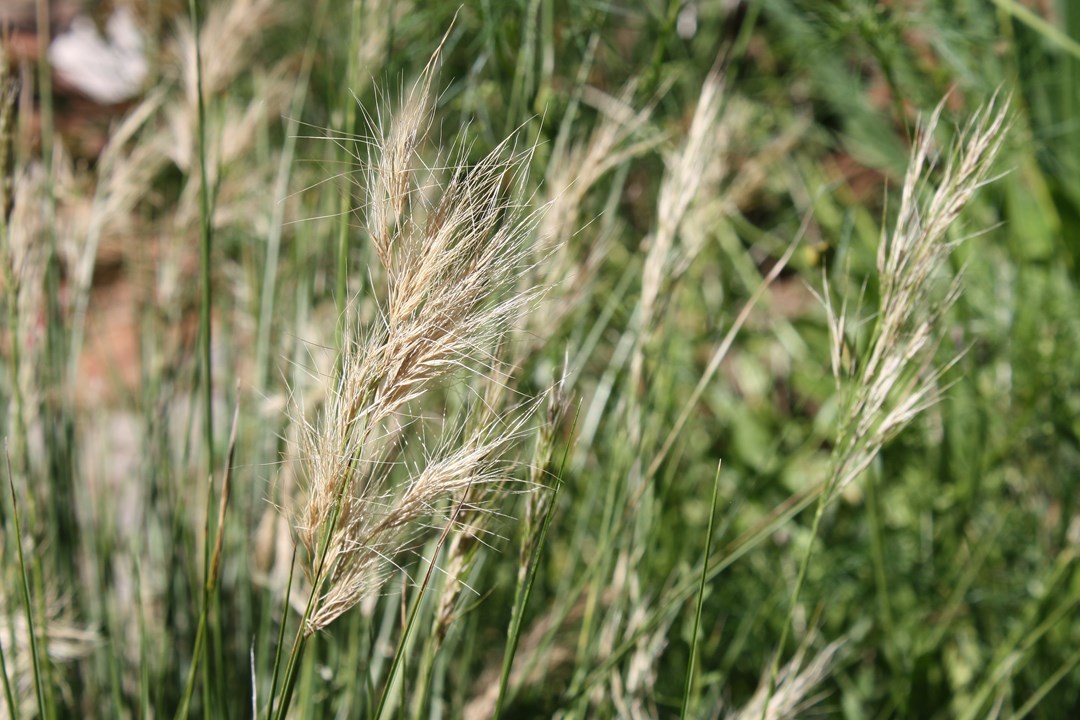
[1,0,1079,717]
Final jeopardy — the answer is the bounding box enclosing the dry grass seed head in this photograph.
[294,43,548,633]
[825,93,1009,498]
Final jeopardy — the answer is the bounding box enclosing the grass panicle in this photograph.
[763,94,1011,718]
[290,36,549,651]
[824,93,1011,501]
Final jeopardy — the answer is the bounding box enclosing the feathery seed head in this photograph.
[292,39,547,634]
[824,93,1009,499]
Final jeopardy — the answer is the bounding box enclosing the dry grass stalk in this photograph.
[593,72,728,713]
[293,46,547,634]
[431,365,536,645]
[756,95,1009,720]
[0,56,16,221]
[500,83,664,399]
[4,166,50,483]
[431,523,479,645]
[519,367,571,570]
[607,601,676,720]
[0,55,26,481]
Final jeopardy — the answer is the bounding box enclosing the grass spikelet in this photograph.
[303,406,535,634]
[364,32,445,272]
[537,82,657,273]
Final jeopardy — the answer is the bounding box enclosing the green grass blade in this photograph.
[265,543,297,720]
[187,0,214,478]
[680,460,722,719]
[992,0,1080,60]
[1008,644,1080,720]
[5,444,47,719]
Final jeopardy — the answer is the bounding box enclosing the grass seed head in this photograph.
[293,40,548,633]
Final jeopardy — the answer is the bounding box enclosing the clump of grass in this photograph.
[6,0,1080,716]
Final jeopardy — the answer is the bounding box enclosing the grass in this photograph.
[2,0,1080,717]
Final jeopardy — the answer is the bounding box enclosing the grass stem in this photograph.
[681,461,721,719]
